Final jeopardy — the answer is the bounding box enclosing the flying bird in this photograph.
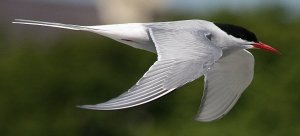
[13,19,279,122]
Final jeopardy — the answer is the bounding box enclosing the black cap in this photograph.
[214,23,258,42]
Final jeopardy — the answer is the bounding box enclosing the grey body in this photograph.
[13,19,255,122]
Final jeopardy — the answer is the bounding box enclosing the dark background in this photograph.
[0,0,300,136]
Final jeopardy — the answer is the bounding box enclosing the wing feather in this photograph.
[79,26,222,110]
[196,50,254,122]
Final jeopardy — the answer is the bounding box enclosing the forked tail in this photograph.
[12,19,96,31]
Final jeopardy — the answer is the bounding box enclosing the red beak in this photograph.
[253,42,280,54]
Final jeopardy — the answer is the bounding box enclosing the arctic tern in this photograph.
[13,19,279,122]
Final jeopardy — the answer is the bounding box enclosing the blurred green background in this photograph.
[1,0,300,136]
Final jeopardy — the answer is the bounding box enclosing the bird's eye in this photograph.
[205,33,213,40]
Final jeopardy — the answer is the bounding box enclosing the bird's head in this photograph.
[214,23,279,54]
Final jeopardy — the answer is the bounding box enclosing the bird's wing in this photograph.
[79,27,222,110]
[196,50,254,122]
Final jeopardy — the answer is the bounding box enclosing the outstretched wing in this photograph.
[79,27,222,110]
[196,50,254,122]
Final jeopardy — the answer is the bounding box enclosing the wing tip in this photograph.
[77,104,124,110]
[77,105,100,110]
[194,114,223,122]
